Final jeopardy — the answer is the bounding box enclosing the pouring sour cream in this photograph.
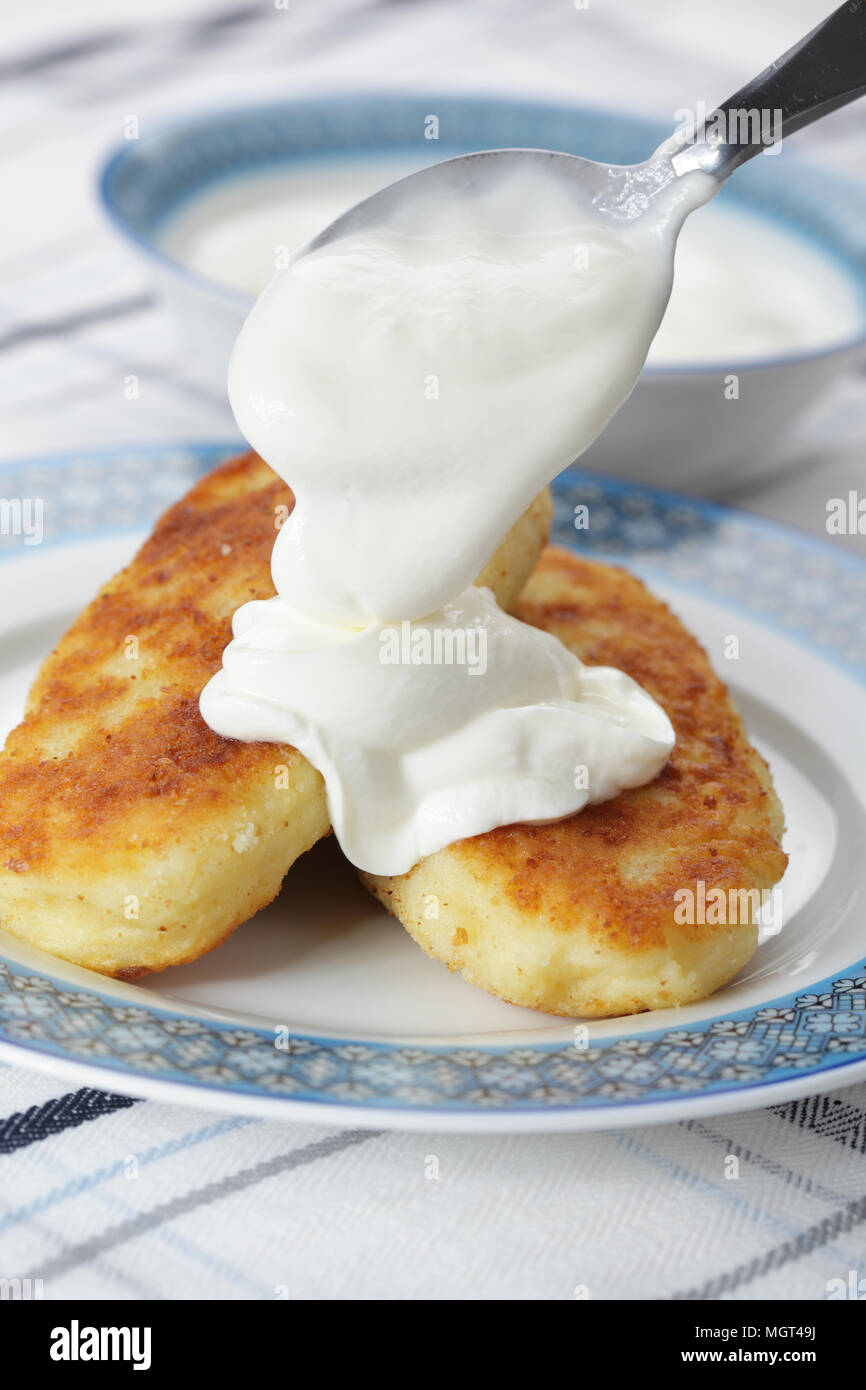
[200,149,715,875]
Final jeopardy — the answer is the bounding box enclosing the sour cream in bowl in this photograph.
[99,95,866,494]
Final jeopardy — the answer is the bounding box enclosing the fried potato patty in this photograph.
[0,452,551,977]
[362,547,787,1018]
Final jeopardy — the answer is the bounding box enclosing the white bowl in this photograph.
[100,95,866,495]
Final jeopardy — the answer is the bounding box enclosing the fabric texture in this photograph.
[3,1066,866,1299]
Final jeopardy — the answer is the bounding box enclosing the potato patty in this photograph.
[362,546,787,1018]
[0,452,551,977]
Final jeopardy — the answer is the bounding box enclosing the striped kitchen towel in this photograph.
[2,1063,866,1300]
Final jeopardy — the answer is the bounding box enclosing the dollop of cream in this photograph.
[202,584,674,875]
[201,152,714,874]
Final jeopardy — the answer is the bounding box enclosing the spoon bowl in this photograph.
[100,89,866,493]
[299,145,694,261]
[301,0,866,264]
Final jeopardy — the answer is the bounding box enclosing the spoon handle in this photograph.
[674,0,866,179]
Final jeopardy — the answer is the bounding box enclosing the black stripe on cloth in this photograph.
[181,3,264,42]
[0,32,128,81]
[0,3,262,83]
[681,1118,850,1206]
[670,1190,866,1300]
[0,294,155,354]
[71,4,271,108]
[0,1087,138,1155]
[26,1127,382,1283]
[770,1093,866,1154]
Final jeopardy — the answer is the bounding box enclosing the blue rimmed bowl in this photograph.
[99,94,866,494]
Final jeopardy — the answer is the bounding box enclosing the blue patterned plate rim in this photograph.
[2,437,864,568]
[0,442,864,1123]
[3,440,863,679]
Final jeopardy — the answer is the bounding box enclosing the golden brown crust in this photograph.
[0,451,327,976]
[363,547,787,1018]
[475,548,786,951]
[3,452,289,873]
[0,452,551,977]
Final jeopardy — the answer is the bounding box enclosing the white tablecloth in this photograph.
[1,0,865,1300]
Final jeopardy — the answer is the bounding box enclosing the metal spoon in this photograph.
[302,0,866,251]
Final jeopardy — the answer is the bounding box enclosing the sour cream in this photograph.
[200,149,711,874]
[162,159,865,366]
[654,202,864,365]
[207,585,674,874]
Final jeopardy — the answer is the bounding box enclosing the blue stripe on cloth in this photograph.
[0,1113,254,1234]
[32,1141,271,1297]
[614,1129,865,1274]
[25,1128,381,1291]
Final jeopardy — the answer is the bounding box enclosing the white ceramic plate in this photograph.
[1,444,865,1132]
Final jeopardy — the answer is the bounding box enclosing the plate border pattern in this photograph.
[0,444,865,1115]
[1,957,866,1113]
